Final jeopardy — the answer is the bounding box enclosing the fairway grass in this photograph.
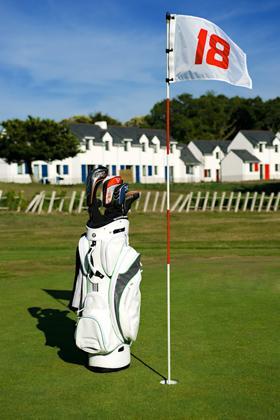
[0,212,279,419]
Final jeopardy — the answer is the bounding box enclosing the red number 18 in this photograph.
[195,28,230,69]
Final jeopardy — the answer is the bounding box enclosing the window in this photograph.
[171,144,176,153]
[142,165,146,176]
[85,139,90,150]
[216,152,219,159]
[17,163,24,175]
[275,164,280,172]
[142,143,146,152]
[124,141,128,152]
[275,145,279,153]
[120,165,125,170]
[204,169,211,177]
[259,144,264,152]
[154,166,158,175]
[186,165,194,175]
[56,165,61,175]
[105,141,110,151]
[63,165,69,175]
[249,163,254,172]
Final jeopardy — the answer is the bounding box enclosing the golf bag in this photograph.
[70,166,141,371]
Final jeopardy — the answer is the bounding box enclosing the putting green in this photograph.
[0,212,279,419]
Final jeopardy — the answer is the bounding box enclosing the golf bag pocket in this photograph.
[119,273,141,342]
[75,316,106,354]
[75,293,121,354]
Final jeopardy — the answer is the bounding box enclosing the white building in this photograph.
[0,122,198,184]
[221,150,260,182]
[227,130,280,181]
[0,123,279,184]
[188,140,229,182]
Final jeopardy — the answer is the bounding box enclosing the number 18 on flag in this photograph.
[167,14,252,88]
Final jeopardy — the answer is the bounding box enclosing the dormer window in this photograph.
[216,151,219,159]
[171,144,176,153]
[142,143,146,152]
[105,141,110,151]
[275,145,279,153]
[85,139,90,150]
[124,141,128,152]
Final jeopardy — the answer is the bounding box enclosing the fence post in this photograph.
[186,192,193,212]
[266,192,274,212]
[178,193,190,213]
[160,191,166,213]
[243,192,250,211]
[234,192,242,213]
[211,192,217,211]
[77,191,85,213]
[258,192,265,212]
[202,192,210,212]
[194,191,201,211]
[68,191,77,213]
[37,191,46,214]
[227,192,234,211]
[274,192,280,211]
[171,194,184,212]
[250,192,258,211]
[143,191,151,212]
[135,192,141,211]
[48,191,56,214]
[152,191,160,212]
[219,192,226,212]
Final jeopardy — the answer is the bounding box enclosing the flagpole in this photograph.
[161,12,177,386]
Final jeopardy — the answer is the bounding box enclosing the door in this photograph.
[216,169,220,182]
[41,164,48,178]
[265,164,270,180]
[260,164,263,180]
[135,165,140,183]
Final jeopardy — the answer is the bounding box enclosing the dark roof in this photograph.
[68,123,175,146]
[180,145,201,165]
[192,140,230,154]
[240,130,275,145]
[231,149,260,163]
[68,123,103,141]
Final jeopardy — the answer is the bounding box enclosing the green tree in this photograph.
[62,112,122,126]
[124,115,150,128]
[0,116,80,181]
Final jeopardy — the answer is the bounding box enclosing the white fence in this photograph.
[1,189,280,213]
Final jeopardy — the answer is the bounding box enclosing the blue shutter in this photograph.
[148,165,153,176]
[120,165,125,170]
[81,164,87,183]
[112,165,117,175]
[135,165,140,183]
[63,165,69,175]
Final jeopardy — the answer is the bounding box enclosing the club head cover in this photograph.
[86,166,108,208]
[102,176,123,208]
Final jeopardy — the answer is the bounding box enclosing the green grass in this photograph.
[0,212,279,419]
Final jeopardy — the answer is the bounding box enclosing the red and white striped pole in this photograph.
[161,12,177,385]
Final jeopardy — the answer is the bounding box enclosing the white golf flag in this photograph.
[168,14,252,88]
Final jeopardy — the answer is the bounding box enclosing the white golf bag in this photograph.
[71,217,142,372]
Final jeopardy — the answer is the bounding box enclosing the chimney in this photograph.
[94,121,108,130]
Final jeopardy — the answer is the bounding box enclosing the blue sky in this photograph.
[0,0,279,122]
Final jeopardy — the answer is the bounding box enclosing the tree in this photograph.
[0,116,80,181]
[124,115,150,128]
[62,112,122,126]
